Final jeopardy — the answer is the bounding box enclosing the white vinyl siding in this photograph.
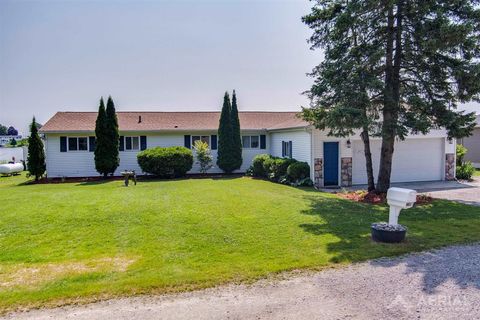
[269,129,311,165]
[45,131,268,177]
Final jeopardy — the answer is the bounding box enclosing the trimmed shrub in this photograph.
[264,157,297,181]
[250,154,271,177]
[287,161,310,181]
[456,161,475,180]
[292,177,314,187]
[137,146,193,177]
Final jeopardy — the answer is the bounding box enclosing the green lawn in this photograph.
[1,174,480,313]
[474,169,480,176]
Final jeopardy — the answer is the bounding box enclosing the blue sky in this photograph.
[0,0,319,134]
[0,0,478,135]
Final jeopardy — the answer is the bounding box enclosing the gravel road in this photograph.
[3,243,480,320]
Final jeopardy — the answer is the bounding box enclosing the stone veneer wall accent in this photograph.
[445,153,455,180]
[341,157,353,187]
[314,158,323,188]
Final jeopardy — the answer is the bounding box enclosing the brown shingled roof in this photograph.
[39,111,309,133]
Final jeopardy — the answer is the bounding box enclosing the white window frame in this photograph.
[124,136,140,151]
[67,136,89,152]
[242,135,260,149]
[191,135,210,147]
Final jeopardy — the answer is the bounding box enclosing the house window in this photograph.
[192,135,210,146]
[78,137,88,150]
[282,141,292,158]
[242,135,260,148]
[68,137,88,151]
[125,136,140,151]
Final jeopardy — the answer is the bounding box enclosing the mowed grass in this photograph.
[1,174,480,312]
[474,169,480,176]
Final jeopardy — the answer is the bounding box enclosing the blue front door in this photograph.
[324,142,339,186]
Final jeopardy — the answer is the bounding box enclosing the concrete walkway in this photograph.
[3,244,480,320]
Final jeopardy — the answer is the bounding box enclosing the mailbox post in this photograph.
[386,188,417,226]
[371,187,417,243]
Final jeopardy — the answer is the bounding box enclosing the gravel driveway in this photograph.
[425,178,480,206]
[4,243,480,320]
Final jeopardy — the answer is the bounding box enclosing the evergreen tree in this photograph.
[0,124,7,135]
[7,126,18,136]
[10,138,17,146]
[303,0,479,192]
[217,92,236,173]
[94,98,109,177]
[27,117,46,181]
[105,96,120,174]
[230,90,243,171]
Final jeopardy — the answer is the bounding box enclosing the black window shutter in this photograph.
[260,135,266,149]
[89,136,95,152]
[184,135,191,149]
[140,136,147,150]
[119,136,124,151]
[60,136,67,152]
[211,135,217,150]
[281,141,285,157]
[289,141,293,158]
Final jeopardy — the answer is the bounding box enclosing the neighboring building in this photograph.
[39,111,456,187]
[0,135,22,147]
[459,115,480,168]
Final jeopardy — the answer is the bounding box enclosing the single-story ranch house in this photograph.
[39,111,456,187]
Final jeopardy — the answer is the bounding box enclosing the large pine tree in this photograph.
[27,117,46,181]
[303,0,479,192]
[217,92,237,173]
[230,90,243,171]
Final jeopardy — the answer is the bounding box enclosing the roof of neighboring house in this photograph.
[39,111,309,133]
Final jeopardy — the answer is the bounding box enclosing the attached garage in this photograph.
[352,138,445,185]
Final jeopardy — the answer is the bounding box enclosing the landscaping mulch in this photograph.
[336,190,433,205]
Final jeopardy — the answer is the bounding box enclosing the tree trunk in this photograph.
[377,0,403,193]
[360,128,375,192]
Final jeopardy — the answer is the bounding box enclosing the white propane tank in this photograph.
[0,163,24,175]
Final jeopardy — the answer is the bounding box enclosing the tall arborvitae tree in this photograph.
[230,90,243,171]
[303,0,479,192]
[27,117,46,181]
[94,98,108,176]
[105,96,120,174]
[217,92,236,173]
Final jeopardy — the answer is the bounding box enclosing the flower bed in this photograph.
[337,190,433,205]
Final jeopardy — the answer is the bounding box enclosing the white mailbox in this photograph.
[386,187,417,226]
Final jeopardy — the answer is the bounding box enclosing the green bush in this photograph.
[137,146,193,177]
[287,161,310,181]
[456,161,475,180]
[263,157,297,181]
[250,154,271,177]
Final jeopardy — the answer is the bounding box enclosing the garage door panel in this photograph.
[352,139,444,185]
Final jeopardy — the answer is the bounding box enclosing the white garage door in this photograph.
[352,138,444,185]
